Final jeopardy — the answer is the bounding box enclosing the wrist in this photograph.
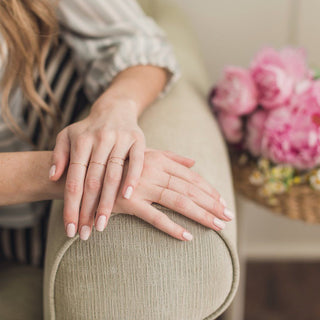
[91,90,141,120]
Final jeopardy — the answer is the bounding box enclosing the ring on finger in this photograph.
[159,174,172,203]
[70,162,88,168]
[108,158,124,166]
[90,161,106,166]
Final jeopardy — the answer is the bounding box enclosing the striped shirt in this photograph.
[0,0,180,266]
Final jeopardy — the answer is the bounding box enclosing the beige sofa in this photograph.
[0,1,239,319]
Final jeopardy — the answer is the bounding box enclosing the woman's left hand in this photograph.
[49,96,146,240]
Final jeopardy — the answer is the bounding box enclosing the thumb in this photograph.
[49,129,70,181]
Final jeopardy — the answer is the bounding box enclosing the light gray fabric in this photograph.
[55,0,181,102]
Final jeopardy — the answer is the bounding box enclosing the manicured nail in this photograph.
[96,215,106,232]
[219,196,227,207]
[213,218,226,229]
[80,225,91,240]
[182,231,193,241]
[49,165,56,179]
[224,208,235,220]
[66,223,76,238]
[124,186,133,199]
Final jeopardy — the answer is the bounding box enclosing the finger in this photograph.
[152,184,226,231]
[132,201,193,241]
[63,137,92,238]
[80,142,114,237]
[157,172,233,221]
[163,158,221,200]
[121,140,145,200]
[162,150,195,168]
[50,129,70,181]
[96,141,130,222]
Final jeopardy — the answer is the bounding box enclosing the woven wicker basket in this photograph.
[231,155,320,224]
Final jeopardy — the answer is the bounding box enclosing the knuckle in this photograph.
[186,183,197,198]
[213,201,223,215]
[96,128,114,143]
[191,172,201,184]
[106,170,122,184]
[85,177,102,192]
[175,194,189,210]
[65,179,81,194]
[74,135,90,150]
[97,204,112,215]
[96,129,107,142]
[151,214,165,228]
[151,151,164,163]
[132,129,144,141]
[56,129,66,142]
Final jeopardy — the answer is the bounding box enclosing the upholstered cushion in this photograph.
[44,77,239,320]
[43,2,239,320]
[0,263,43,320]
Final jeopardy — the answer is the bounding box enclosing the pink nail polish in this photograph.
[66,223,76,238]
[124,186,133,199]
[80,225,91,240]
[182,231,193,241]
[96,215,106,232]
[219,196,227,207]
[224,208,235,220]
[213,218,226,229]
[49,165,56,179]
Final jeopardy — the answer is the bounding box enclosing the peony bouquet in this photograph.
[209,47,320,202]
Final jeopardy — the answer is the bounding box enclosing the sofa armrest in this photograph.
[43,3,239,319]
[43,78,239,320]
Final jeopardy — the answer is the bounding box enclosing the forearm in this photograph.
[91,65,169,118]
[0,151,65,206]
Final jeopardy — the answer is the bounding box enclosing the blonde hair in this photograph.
[0,0,60,144]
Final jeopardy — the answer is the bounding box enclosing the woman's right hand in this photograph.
[94,148,234,241]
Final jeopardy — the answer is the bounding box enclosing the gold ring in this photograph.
[108,159,124,166]
[90,161,106,166]
[109,156,125,161]
[158,175,172,203]
[70,162,87,168]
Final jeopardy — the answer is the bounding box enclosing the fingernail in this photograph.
[213,218,226,229]
[124,186,133,199]
[224,208,235,220]
[96,215,106,232]
[49,165,56,179]
[66,223,76,238]
[182,231,193,241]
[219,196,227,207]
[80,225,91,240]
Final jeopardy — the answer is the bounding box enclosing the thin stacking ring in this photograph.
[159,175,172,203]
[109,156,125,161]
[70,162,87,168]
[108,159,124,166]
[90,161,106,166]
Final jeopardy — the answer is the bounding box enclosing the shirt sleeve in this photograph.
[55,0,181,103]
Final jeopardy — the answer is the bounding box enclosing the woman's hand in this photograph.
[92,148,234,241]
[49,96,146,240]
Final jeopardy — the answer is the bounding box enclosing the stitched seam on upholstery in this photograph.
[48,235,79,320]
[203,229,240,320]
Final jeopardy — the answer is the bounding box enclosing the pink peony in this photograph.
[251,47,310,109]
[212,66,258,115]
[260,81,320,169]
[246,110,269,156]
[217,112,243,143]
